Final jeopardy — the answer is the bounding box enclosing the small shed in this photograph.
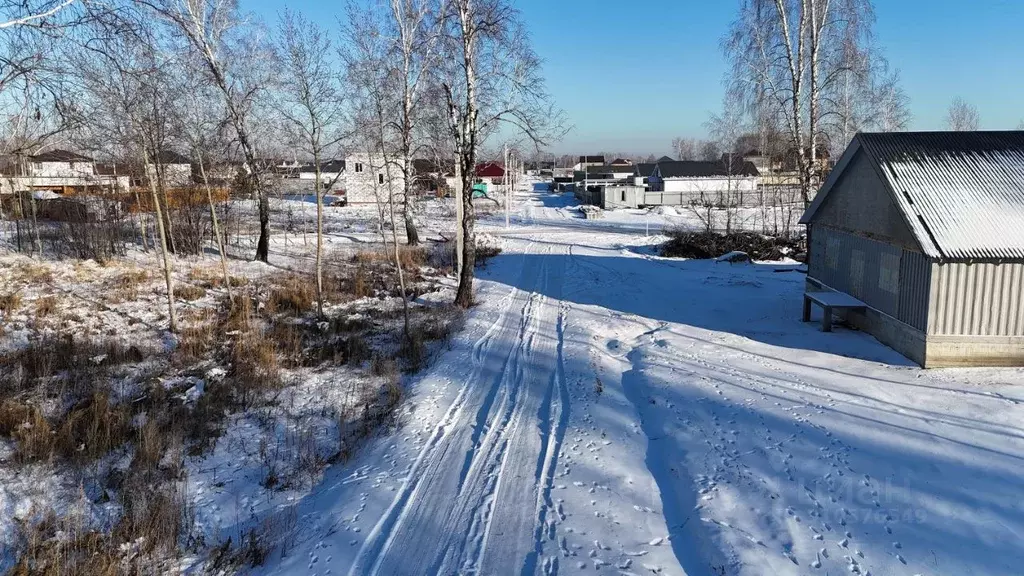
[800,131,1024,367]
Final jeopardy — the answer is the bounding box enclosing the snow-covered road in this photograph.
[263,191,1024,576]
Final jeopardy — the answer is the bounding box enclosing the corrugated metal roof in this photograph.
[656,160,759,179]
[807,131,1024,260]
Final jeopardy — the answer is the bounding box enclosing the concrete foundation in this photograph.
[924,336,1024,368]
[807,280,1024,368]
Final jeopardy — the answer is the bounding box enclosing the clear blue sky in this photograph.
[252,0,1024,155]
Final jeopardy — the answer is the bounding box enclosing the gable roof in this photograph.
[151,150,192,165]
[30,149,93,163]
[802,131,1024,260]
[578,155,605,164]
[656,156,675,163]
[585,164,636,176]
[475,162,505,178]
[656,160,759,179]
[634,163,657,177]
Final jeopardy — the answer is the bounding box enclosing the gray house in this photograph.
[801,131,1024,368]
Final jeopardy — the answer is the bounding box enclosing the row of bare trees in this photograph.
[2,0,561,330]
[722,0,910,205]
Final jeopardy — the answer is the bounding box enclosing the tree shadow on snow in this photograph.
[481,248,917,367]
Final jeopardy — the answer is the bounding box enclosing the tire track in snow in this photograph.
[348,244,538,576]
[354,244,560,576]
[472,247,568,575]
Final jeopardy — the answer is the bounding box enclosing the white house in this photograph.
[646,159,759,207]
[572,155,606,171]
[29,150,95,177]
[344,153,407,204]
[297,160,345,186]
[145,151,193,188]
[0,150,128,196]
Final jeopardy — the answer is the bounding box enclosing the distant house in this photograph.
[800,131,1024,367]
[573,155,605,171]
[146,150,193,188]
[29,150,95,177]
[609,158,633,166]
[297,160,345,185]
[646,159,759,207]
[0,150,128,196]
[633,163,658,187]
[474,162,505,182]
[345,152,406,204]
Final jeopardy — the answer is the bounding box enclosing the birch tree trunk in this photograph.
[197,154,232,303]
[143,148,177,333]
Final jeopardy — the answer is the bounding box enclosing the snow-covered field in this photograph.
[254,190,1024,576]
[3,188,1023,575]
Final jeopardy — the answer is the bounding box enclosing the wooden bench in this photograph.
[802,291,867,332]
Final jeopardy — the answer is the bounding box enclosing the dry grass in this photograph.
[352,266,372,299]
[116,268,151,300]
[0,335,146,393]
[34,296,58,319]
[1,290,23,316]
[269,321,304,367]
[230,329,282,404]
[353,246,428,272]
[8,480,188,576]
[266,275,314,315]
[188,266,248,289]
[0,400,52,461]
[0,391,134,464]
[175,283,207,301]
[14,261,55,284]
[175,308,218,364]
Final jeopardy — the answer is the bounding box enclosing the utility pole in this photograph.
[503,143,510,228]
[455,155,464,273]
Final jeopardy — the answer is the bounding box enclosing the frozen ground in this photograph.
[258,189,1024,576]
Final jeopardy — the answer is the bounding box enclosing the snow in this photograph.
[4,187,1023,575]
[251,189,1024,576]
[715,250,751,263]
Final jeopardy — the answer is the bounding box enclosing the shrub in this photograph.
[175,284,207,302]
[0,291,23,316]
[660,228,804,261]
[34,296,58,319]
[230,330,281,403]
[267,276,314,315]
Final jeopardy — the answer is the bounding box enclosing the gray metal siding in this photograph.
[929,261,1024,336]
[812,150,920,251]
[898,249,931,331]
[810,225,931,331]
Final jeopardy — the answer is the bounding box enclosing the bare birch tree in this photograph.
[277,9,345,318]
[442,0,563,307]
[76,24,179,331]
[946,97,980,132]
[344,1,414,341]
[143,0,275,262]
[176,70,234,302]
[725,0,897,204]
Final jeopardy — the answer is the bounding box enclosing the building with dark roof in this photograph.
[29,150,93,163]
[644,159,760,207]
[800,131,1024,367]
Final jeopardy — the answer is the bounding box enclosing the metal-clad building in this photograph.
[801,131,1024,367]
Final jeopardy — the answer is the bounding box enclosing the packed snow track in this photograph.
[262,190,1024,576]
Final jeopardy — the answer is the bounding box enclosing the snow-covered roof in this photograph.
[803,131,1024,260]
